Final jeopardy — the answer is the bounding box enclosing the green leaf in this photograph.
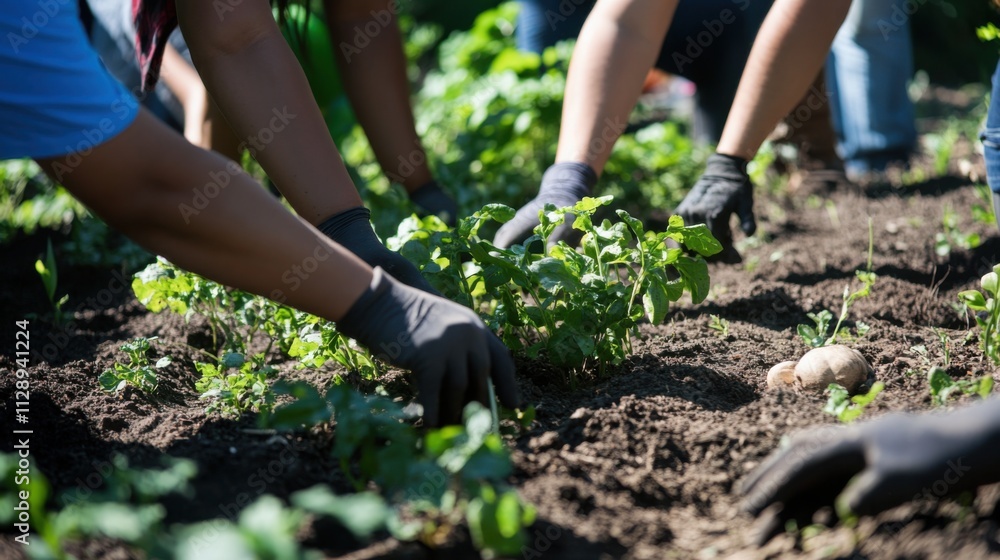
[672,255,711,304]
[221,353,245,369]
[528,258,582,293]
[496,490,522,538]
[983,272,999,295]
[642,273,671,325]
[677,224,723,257]
[291,486,389,540]
[928,367,954,405]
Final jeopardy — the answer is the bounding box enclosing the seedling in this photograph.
[972,184,996,226]
[928,367,994,407]
[823,382,884,423]
[797,310,833,348]
[797,219,876,347]
[708,315,730,339]
[99,337,171,395]
[935,205,981,257]
[195,352,275,416]
[958,264,1000,365]
[263,382,535,556]
[35,238,69,325]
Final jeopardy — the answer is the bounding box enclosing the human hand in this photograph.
[319,206,441,296]
[675,154,755,264]
[493,162,597,250]
[740,400,1000,545]
[336,267,520,426]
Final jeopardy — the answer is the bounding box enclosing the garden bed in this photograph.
[3,175,1000,559]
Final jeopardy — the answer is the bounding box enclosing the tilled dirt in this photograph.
[3,175,1000,559]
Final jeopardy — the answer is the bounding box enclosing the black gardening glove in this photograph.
[674,153,756,264]
[319,206,440,296]
[740,399,1000,546]
[337,267,520,427]
[493,162,598,249]
[410,180,458,227]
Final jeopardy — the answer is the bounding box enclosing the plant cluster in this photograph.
[99,337,171,395]
[823,382,885,423]
[927,367,994,407]
[958,265,1000,366]
[265,382,534,555]
[389,197,721,380]
[935,205,981,257]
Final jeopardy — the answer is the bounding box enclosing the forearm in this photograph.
[175,0,362,225]
[158,43,201,111]
[39,110,370,321]
[555,0,677,174]
[326,0,431,191]
[716,0,851,160]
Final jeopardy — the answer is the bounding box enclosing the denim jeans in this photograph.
[517,0,773,144]
[982,60,1000,194]
[825,0,917,174]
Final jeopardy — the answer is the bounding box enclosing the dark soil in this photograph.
[3,170,1000,560]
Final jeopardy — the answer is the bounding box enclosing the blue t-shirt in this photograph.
[0,0,140,160]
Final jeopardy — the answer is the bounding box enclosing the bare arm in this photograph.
[717,0,852,160]
[174,0,362,225]
[325,0,432,192]
[555,0,678,175]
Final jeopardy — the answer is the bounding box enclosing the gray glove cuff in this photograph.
[703,153,749,181]
[539,162,599,199]
[317,206,373,241]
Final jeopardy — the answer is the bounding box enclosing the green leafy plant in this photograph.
[35,238,69,325]
[390,196,721,381]
[0,452,195,559]
[972,184,997,226]
[263,382,535,557]
[132,258,379,414]
[823,382,885,423]
[194,352,276,416]
[797,310,834,348]
[936,205,981,257]
[99,337,171,395]
[797,219,876,347]
[927,367,994,407]
[708,315,730,339]
[958,264,1000,365]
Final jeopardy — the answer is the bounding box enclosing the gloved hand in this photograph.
[319,207,440,296]
[740,399,1000,546]
[493,162,598,249]
[674,153,756,264]
[410,180,458,227]
[337,267,520,426]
